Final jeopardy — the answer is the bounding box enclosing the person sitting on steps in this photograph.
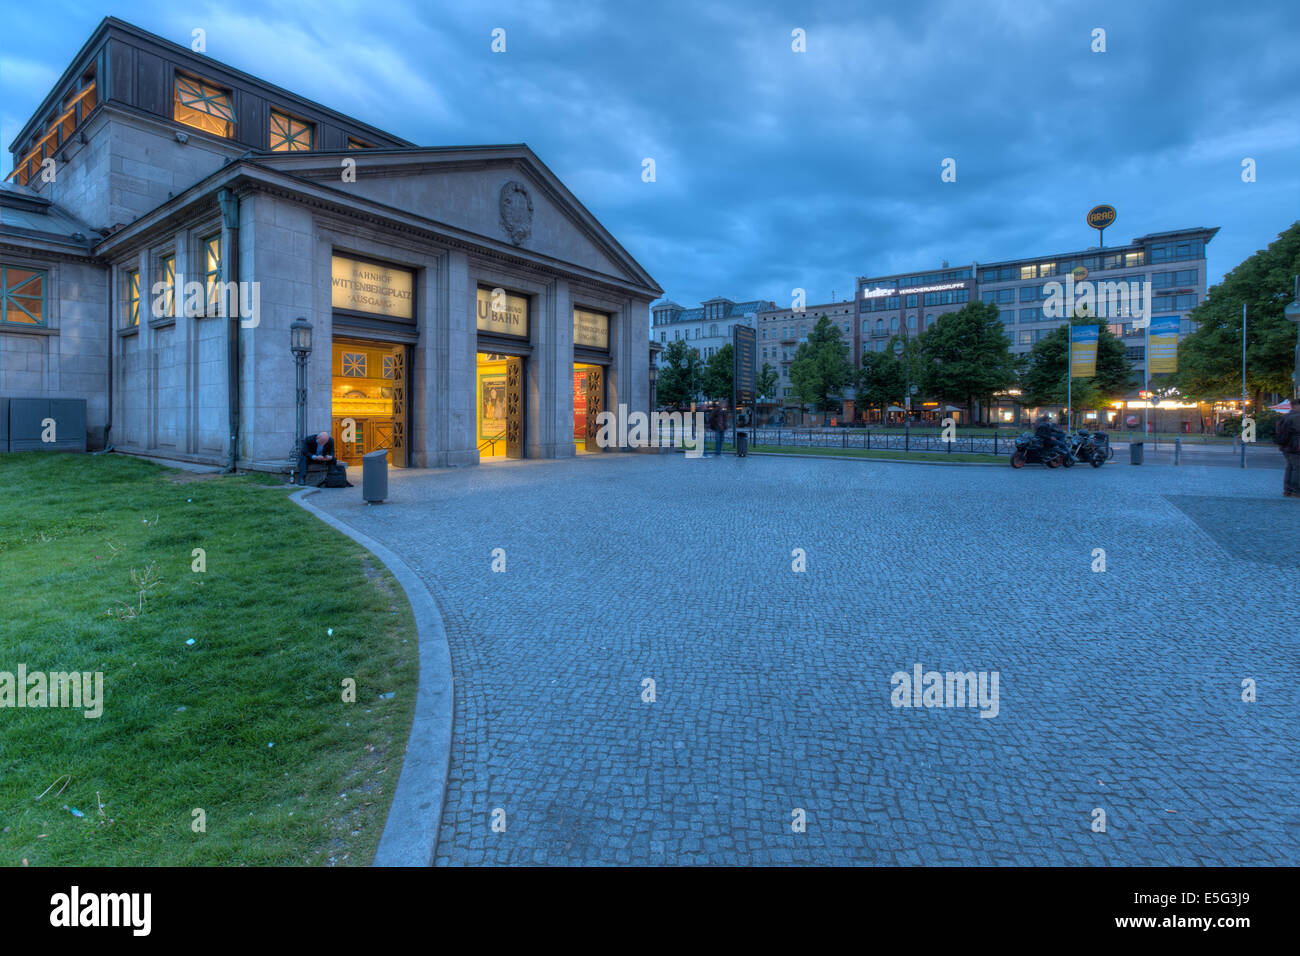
[297,431,335,486]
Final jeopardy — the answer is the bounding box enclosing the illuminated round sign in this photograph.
[1087,205,1117,230]
[1071,265,1088,282]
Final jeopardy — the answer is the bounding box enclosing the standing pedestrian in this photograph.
[1274,403,1300,498]
[709,401,726,458]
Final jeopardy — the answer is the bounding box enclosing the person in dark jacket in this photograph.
[297,431,335,485]
[1276,405,1300,498]
[708,402,727,458]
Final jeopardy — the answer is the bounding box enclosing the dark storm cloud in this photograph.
[3,0,1297,308]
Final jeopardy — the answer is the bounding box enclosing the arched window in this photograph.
[875,319,884,335]
[926,314,935,328]
[861,319,869,333]
[908,315,917,330]
[890,317,898,332]
[710,324,718,337]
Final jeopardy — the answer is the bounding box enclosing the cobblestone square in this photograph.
[313,454,1300,865]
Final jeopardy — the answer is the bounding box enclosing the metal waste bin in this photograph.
[1130,441,1144,465]
[362,449,388,502]
[736,430,749,457]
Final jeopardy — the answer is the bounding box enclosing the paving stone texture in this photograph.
[312,453,1300,865]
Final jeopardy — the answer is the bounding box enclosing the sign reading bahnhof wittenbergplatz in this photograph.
[331,255,414,318]
[476,287,530,337]
[573,308,609,349]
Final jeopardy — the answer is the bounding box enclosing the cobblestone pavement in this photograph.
[311,453,1300,865]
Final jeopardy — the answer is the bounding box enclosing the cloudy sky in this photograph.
[4,0,1298,308]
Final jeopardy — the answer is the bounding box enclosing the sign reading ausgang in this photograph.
[1086,204,1117,230]
[331,255,414,318]
[573,308,609,349]
[733,323,756,405]
[476,287,529,337]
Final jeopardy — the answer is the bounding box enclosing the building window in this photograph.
[1020,264,1037,279]
[174,73,235,138]
[155,254,176,319]
[203,235,221,314]
[907,315,917,330]
[1,265,46,326]
[1020,286,1037,302]
[1038,262,1056,277]
[1126,345,1146,360]
[6,72,97,187]
[890,317,898,332]
[270,109,313,151]
[997,289,1015,303]
[1018,331,1032,345]
[342,352,367,377]
[347,137,373,149]
[127,269,140,326]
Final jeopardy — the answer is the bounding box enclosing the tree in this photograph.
[858,341,909,415]
[789,314,855,422]
[655,339,702,408]
[916,301,1020,423]
[757,362,779,402]
[1019,310,1134,412]
[1176,221,1300,406]
[700,343,733,401]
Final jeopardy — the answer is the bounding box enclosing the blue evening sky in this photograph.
[3,0,1298,308]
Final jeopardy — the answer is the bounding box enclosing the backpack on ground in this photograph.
[318,462,351,488]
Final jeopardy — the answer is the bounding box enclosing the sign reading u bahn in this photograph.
[1086,204,1117,230]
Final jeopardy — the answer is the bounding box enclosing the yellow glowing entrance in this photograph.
[331,338,406,468]
[477,352,523,460]
[573,363,604,453]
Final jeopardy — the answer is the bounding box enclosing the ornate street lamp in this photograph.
[290,317,313,448]
[893,337,911,452]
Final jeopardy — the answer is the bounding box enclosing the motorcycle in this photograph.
[1073,430,1107,467]
[1090,431,1115,461]
[1010,432,1065,468]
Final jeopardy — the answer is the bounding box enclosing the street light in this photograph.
[290,316,313,448]
[1286,275,1300,402]
[893,338,911,452]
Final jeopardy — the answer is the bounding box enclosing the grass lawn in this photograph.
[737,444,1003,463]
[0,452,418,866]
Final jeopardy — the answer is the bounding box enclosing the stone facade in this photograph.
[2,17,659,468]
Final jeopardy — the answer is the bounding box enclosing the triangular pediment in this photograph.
[258,146,658,293]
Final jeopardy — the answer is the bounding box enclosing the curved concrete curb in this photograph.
[291,488,453,867]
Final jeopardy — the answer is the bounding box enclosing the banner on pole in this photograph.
[1069,325,1099,378]
[1147,315,1180,374]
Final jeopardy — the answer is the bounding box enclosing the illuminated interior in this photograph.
[476,353,509,459]
[331,338,405,467]
[573,362,601,452]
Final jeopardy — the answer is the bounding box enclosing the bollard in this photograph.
[1174,437,1180,465]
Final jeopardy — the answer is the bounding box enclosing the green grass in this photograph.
[730,444,1003,463]
[0,453,418,866]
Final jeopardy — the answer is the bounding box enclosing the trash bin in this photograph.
[362,449,388,503]
[736,430,749,457]
[1130,441,1144,465]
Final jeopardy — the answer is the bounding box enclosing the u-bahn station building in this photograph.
[1,18,660,469]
